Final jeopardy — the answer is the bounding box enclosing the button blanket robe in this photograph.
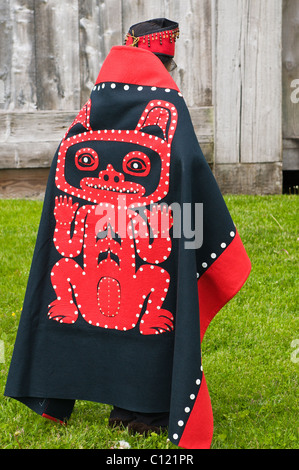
[5,45,251,449]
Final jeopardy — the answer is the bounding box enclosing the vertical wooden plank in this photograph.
[282,0,299,139]
[240,0,282,163]
[9,0,36,110]
[214,0,282,164]
[168,0,213,107]
[0,0,12,110]
[35,0,81,111]
[214,0,243,163]
[99,0,123,54]
[79,0,102,105]
[79,0,122,106]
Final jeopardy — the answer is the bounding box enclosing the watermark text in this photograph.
[94,196,203,250]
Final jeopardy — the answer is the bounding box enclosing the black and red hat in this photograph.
[125,18,180,60]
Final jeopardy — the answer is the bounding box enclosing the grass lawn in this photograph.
[0,195,298,449]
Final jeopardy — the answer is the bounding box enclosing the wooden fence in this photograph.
[0,0,298,198]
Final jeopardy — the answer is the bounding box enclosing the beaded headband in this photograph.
[125,18,180,58]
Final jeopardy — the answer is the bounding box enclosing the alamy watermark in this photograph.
[0,80,4,104]
[290,79,299,104]
[290,339,299,364]
[94,196,203,250]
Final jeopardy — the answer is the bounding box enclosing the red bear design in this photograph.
[48,98,178,335]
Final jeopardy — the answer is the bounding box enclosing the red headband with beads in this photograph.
[125,27,180,58]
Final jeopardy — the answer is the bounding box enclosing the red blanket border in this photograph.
[179,232,251,449]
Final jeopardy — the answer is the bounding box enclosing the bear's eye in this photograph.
[123,152,150,177]
[75,148,99,171]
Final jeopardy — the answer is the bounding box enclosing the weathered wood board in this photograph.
[34,0,81,111]
[0,111,76,169]
[214,0,282,165]
[282,0,299,172]
[282,0,299,139]
[0,168,50,199]
[0,108,214,169]
[215,162,283,195]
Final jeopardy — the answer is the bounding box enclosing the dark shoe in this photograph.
[128,421,167,435]
[109,406,169,434]
[109,406,136,428]
[109,417,132,428]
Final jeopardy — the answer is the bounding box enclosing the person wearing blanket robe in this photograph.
[5,18,251,449]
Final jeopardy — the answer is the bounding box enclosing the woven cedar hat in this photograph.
[125,18,179,61]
